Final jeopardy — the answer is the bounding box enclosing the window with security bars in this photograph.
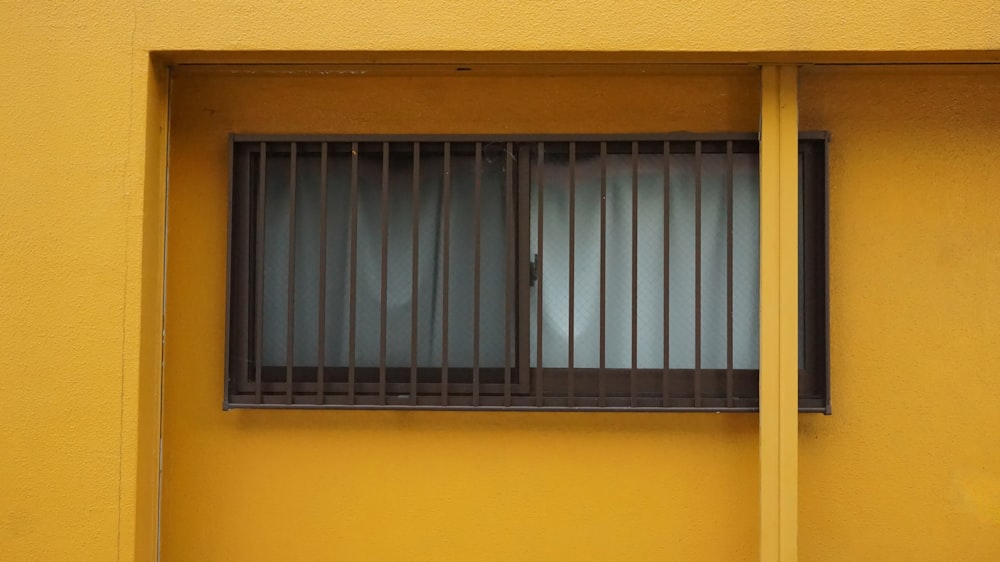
[226,134,829,412]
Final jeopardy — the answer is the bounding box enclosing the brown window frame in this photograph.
[225,133,829,413]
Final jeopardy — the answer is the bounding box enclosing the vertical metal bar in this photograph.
[239,149,252,394]
[379,142,389,405]
[286,143,297,404]
[473,142,482,406]
[504,142,514,407]
[823,141,832,414]
[694,141,703,408]
[348,142,359,403]
[226,138,238,407]
[317,143,327,403]
[517,145,531,400]
[726,140,735,408]
[410,142,420,405]
[662,141,670,407]
[567,142,576,407]
[535,142,544,406]
[630,141,639,407]
[441,142,451,405]
[599,141,607,406]
[255,142,266,404]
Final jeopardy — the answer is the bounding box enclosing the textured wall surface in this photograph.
[798,67,1000,561]
[2,1,1000,560]
[1,3,143,561]
[142,0,1000,53]
[163,69,762,561]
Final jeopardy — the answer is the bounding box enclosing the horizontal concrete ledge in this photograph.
[161,49,1000,70]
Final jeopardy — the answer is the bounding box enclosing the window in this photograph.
[226,134,828,412]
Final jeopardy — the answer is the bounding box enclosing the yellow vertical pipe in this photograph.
[759,65,799,562]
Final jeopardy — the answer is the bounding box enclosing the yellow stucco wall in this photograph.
[163,69,762,561]
[798,66,1000,560]
[2,1,1000,560]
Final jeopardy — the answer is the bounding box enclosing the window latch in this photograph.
[529,253,538,287]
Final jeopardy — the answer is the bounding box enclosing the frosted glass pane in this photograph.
[261,147,510,368]
[529,152,759,369]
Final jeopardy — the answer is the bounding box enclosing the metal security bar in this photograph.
[226,134,829,412]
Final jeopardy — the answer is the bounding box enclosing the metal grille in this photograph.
[226,134,829,412]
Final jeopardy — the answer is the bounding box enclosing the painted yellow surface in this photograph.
[759,66,800,561]
[162,69,762,561]
[797,66,1000,561]
[134,61,169,562]
[2,0,1000,560]
[1,6,149,562]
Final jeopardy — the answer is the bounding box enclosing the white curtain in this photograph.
[528,152,760,370]
[260,147,760,371]
[262,149,510,368]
